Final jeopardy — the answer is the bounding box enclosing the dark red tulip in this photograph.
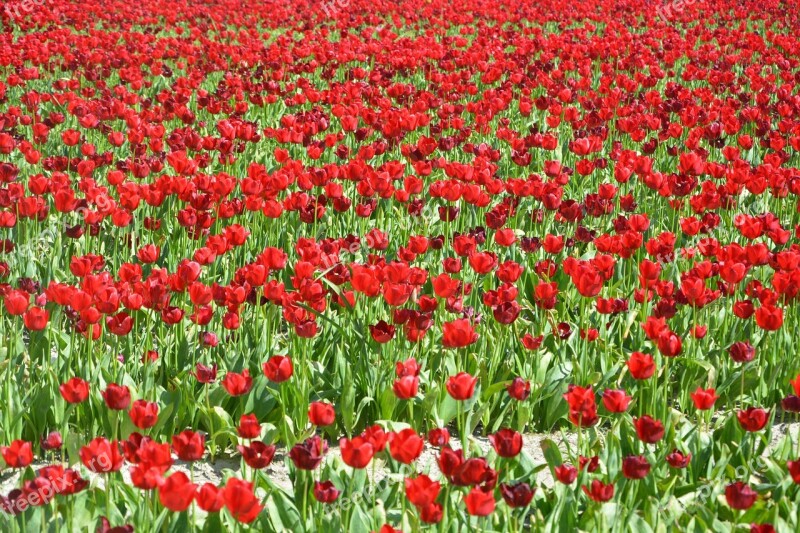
[499,482,534,507]
[313,481,340,503]
[488,429,522,458]
[289,436,327,470]
[725,481,757,510]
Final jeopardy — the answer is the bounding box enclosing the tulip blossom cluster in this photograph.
[1,0,800,531]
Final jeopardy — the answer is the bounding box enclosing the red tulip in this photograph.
[627,352,656,379]
[237,414,261,439]
[500,482,534,508]
[80,438,123,473]
[506,377,531,400]
[729,341,756,363]
[690,387,718,410]
[442,318,478,348]
[308,401,336,426]
[388,429,424,464]
[601,389,631,413]
[102,383,131,410]
[221,369,253,396]
[158,472,196,511]
[555,464,578,484]
[192,363,218,384]
[223,478,263,523]
[404,475,440,507]
[633,415,664,444]
[129,399,159,429]
[238,441,276,469]
[339,436,374,469]
[419,502,443,524]
[40,431,62,451]
[392,375,419,399]
[446,372,477,400]
[464,487,495,516]
[666,449,691,469]
[262,356,293,383]
[621,455,650,479]
[428,428,450,447]
[1,440,34,468]
[488,429,522,458]
[313,480,340,503]
[289,436,327,470]
[172,430,205,461]
[197,483,225,512]
[725,481,757,510]
[59,377,89,404]
[737,408,769,432]
[582,480,614,502]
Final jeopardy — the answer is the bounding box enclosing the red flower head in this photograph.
[725,481,757,510]
[23,307,49,330]
[737,408,769,432]
[313,480,340,504]
[405,474,441,507]
[388,429,424,464]
[442,319,478,348]
[197,483,225,513]
[500,482,534,508]
[690,387,718,410]
[363,425,389,452]
[172,430,205,462]
[223,478,263,523]
[729,341,756,363]
[238,441,276,469]
[40,431,62,451]
[601,389,632,413]
[369,320,396,343]
[582,480,614,502]
[755,305,783,331]
[221,369,253,396]
[446,372,478,401]
[393,375,419,399]
[489,429,523,458]
[428,428,450,447]
[564,385,599,427]
[666,449,691,469]
[262,356,293,383]
[192,363,218,384]
[158,472,196,512]
[339,436,375,469]
[1,440,34,468]
[79,438,123,473]
[506,377,531,401]
[621,455,651,479]
[420,503,443,524]
[289,435,327,470]
[308,401,336,426]
[237,414,261,439]
[396,358,421,377]
[555,464,578,484]
[129,399,159,429]
[787,459,800,484]
[102,383,131,411]
[633,415,664,444]
[59,377,89,404]
[464,487,495,516]
[627,352,656,379]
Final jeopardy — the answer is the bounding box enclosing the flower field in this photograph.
[2,0,800,530]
